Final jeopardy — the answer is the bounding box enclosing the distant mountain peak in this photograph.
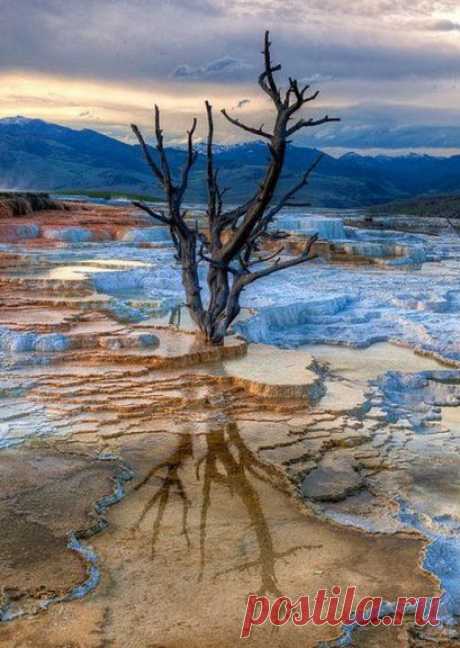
[0,115,36,126]
[340,151,362,160]
[193,140,267,154]
[0,115,80,138]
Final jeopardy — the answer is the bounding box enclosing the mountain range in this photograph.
[2,116,460,208]
[300,123,460,150]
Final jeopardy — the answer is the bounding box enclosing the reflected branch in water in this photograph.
[132,434,193,559]
[197,423,298,596]
[136,422,312,596]
[198,437,236,581]
[206,425,281,595]
[134,434,193,494]
[215,543,322,580]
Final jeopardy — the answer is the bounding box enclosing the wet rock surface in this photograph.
[0,434,436,648]
[0,447,117,618]
[0,201,459,646]
[301,454,363,502]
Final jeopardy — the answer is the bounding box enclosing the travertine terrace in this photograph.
[0,198,459,647]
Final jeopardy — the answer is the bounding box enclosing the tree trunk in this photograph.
[178,232,205,332]
[203,266,229,344]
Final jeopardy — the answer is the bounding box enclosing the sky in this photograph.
[1,0,460,153]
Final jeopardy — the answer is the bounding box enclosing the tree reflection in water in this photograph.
[133,424,319,596]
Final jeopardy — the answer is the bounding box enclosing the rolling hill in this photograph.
[2,116,460,208]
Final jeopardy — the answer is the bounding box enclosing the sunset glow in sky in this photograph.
[1,0,460,150]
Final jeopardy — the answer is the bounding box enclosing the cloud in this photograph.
[1,0,460,152]
[236,99,251,109]
[301,74,334,84]
[2,0,460,86]
[172,56,251,80]
[172,65,195,79]
[206,0,460,20]
[426,19,460,32]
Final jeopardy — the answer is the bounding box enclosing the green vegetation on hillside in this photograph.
[55,189,163,202]
[367,194,460,219]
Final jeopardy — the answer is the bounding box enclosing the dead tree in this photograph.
[132,32,339,344]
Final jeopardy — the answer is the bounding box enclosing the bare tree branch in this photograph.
[178,118,198,200]
[131,124,163,183]
[287,115,340,137]
[248,246,285,266]
[153,104,173,192]
[132,201,171,226]
[239,153,323,250]
[205,101,218,224]
[258,30,282,107]
[266,153,324,220]
[242,235,318,285]
[221,109,272,139]
[285,78,321,113]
